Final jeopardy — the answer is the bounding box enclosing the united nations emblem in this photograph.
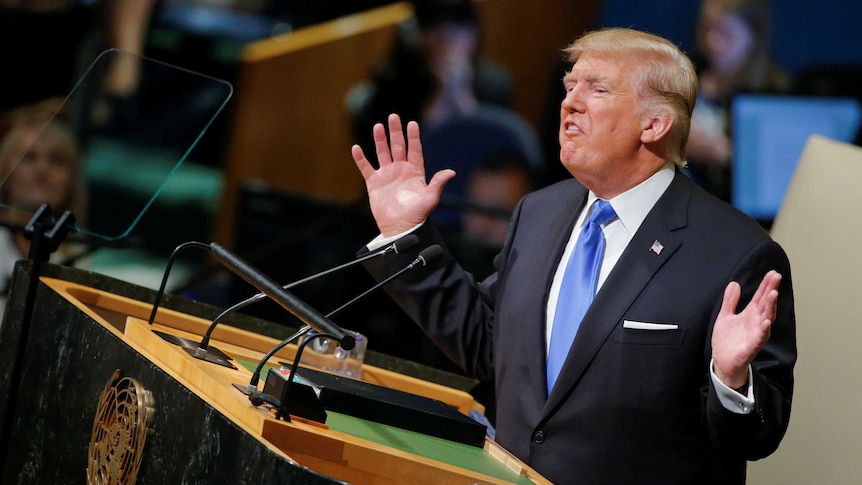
[87,370,155,484]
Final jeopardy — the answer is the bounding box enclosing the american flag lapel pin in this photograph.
[649,240,664,255]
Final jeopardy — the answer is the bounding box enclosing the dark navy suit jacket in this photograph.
[364,170,796,484]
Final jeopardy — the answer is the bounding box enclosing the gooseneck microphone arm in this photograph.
[197,234,419,351]
[209,243,356,351]
[242,244,445,401]
[324,244,443,318]
[147,241,210,326]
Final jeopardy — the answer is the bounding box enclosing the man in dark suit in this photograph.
[350,27,795,484]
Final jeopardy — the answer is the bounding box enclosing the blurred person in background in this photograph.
[349,0,541,243]
[685,0,790,200]
[0,0,156,114]
[0,98,88,316]
[348,0,513,157]
[461,149,537,249]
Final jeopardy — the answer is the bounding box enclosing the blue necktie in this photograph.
[547,199,617,393]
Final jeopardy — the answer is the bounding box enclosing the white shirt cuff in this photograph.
[366,221,426,252]
[710,358,754,414]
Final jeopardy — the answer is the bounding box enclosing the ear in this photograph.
[640,110,674,145]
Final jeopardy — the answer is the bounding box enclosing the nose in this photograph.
[31,155,52,175]
[560,86,584,113]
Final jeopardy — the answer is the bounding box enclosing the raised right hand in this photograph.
[351,113,456,237]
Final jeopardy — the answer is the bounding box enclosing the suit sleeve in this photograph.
[360,217,513,381]
[705,238,796,460]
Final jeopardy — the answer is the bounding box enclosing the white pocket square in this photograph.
[623,320,679,330]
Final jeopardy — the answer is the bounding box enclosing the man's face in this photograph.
[558,51,647,189]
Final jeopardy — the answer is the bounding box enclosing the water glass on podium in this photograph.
[299,329,367,379]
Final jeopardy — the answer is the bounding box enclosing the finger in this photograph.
[718,281,741,318]
[761,315,775,334]
[757,310,774,344]
[753,270,782,303]
[751,271,782,316]
[372,122,392,166]
[767,271,782,293]
[751,270,772,301]
[388,114,407,162]
[762,287,780,322]
[351,144,376,180]
[406,120,423,165]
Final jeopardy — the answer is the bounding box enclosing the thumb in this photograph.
[427,169,457,197]
[719,281,742,318]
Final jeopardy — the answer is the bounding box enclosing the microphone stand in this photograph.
[146,241,210,327]
[272,330,336,421]
[145,235,418,370]
[141,241,242,367]
[192,234,419,368]
[1,204,75,476]
[20,206,76,344]
[235,271,397,399]
[240,245,444,422]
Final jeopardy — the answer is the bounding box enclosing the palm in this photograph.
[711,270,782,386]
[352,114,455,236]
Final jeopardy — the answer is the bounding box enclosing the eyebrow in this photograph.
[563,71,611,86]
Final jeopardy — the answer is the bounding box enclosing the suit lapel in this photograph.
[543,171,693,411]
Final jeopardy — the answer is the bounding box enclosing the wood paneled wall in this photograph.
[215,0,598,246]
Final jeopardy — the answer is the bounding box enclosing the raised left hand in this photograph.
[711,270,782,389]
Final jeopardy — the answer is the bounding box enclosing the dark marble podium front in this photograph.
[0,262,477,484]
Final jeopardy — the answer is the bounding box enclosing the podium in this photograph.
[0,262,549,484]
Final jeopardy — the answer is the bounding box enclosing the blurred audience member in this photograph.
[0,0,156,114]
[462,149,537,248]
[347,0,513,156]
[349,0,543,242]
[685,0,790,200]
[0,98,87,315]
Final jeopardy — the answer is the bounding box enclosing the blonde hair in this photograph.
[0,98,86,223]
[564,28,698,166]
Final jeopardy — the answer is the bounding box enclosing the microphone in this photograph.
[322,244,443,319]
[210,234,417,313]
[192,234,419,365]
[237,244,445,408]
[208,242,355,350]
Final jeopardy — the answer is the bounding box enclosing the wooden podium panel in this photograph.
[0,263,549,484]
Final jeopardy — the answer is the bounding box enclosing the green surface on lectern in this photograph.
[236,360,532,485]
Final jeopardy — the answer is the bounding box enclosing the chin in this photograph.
[559,146,581,170]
